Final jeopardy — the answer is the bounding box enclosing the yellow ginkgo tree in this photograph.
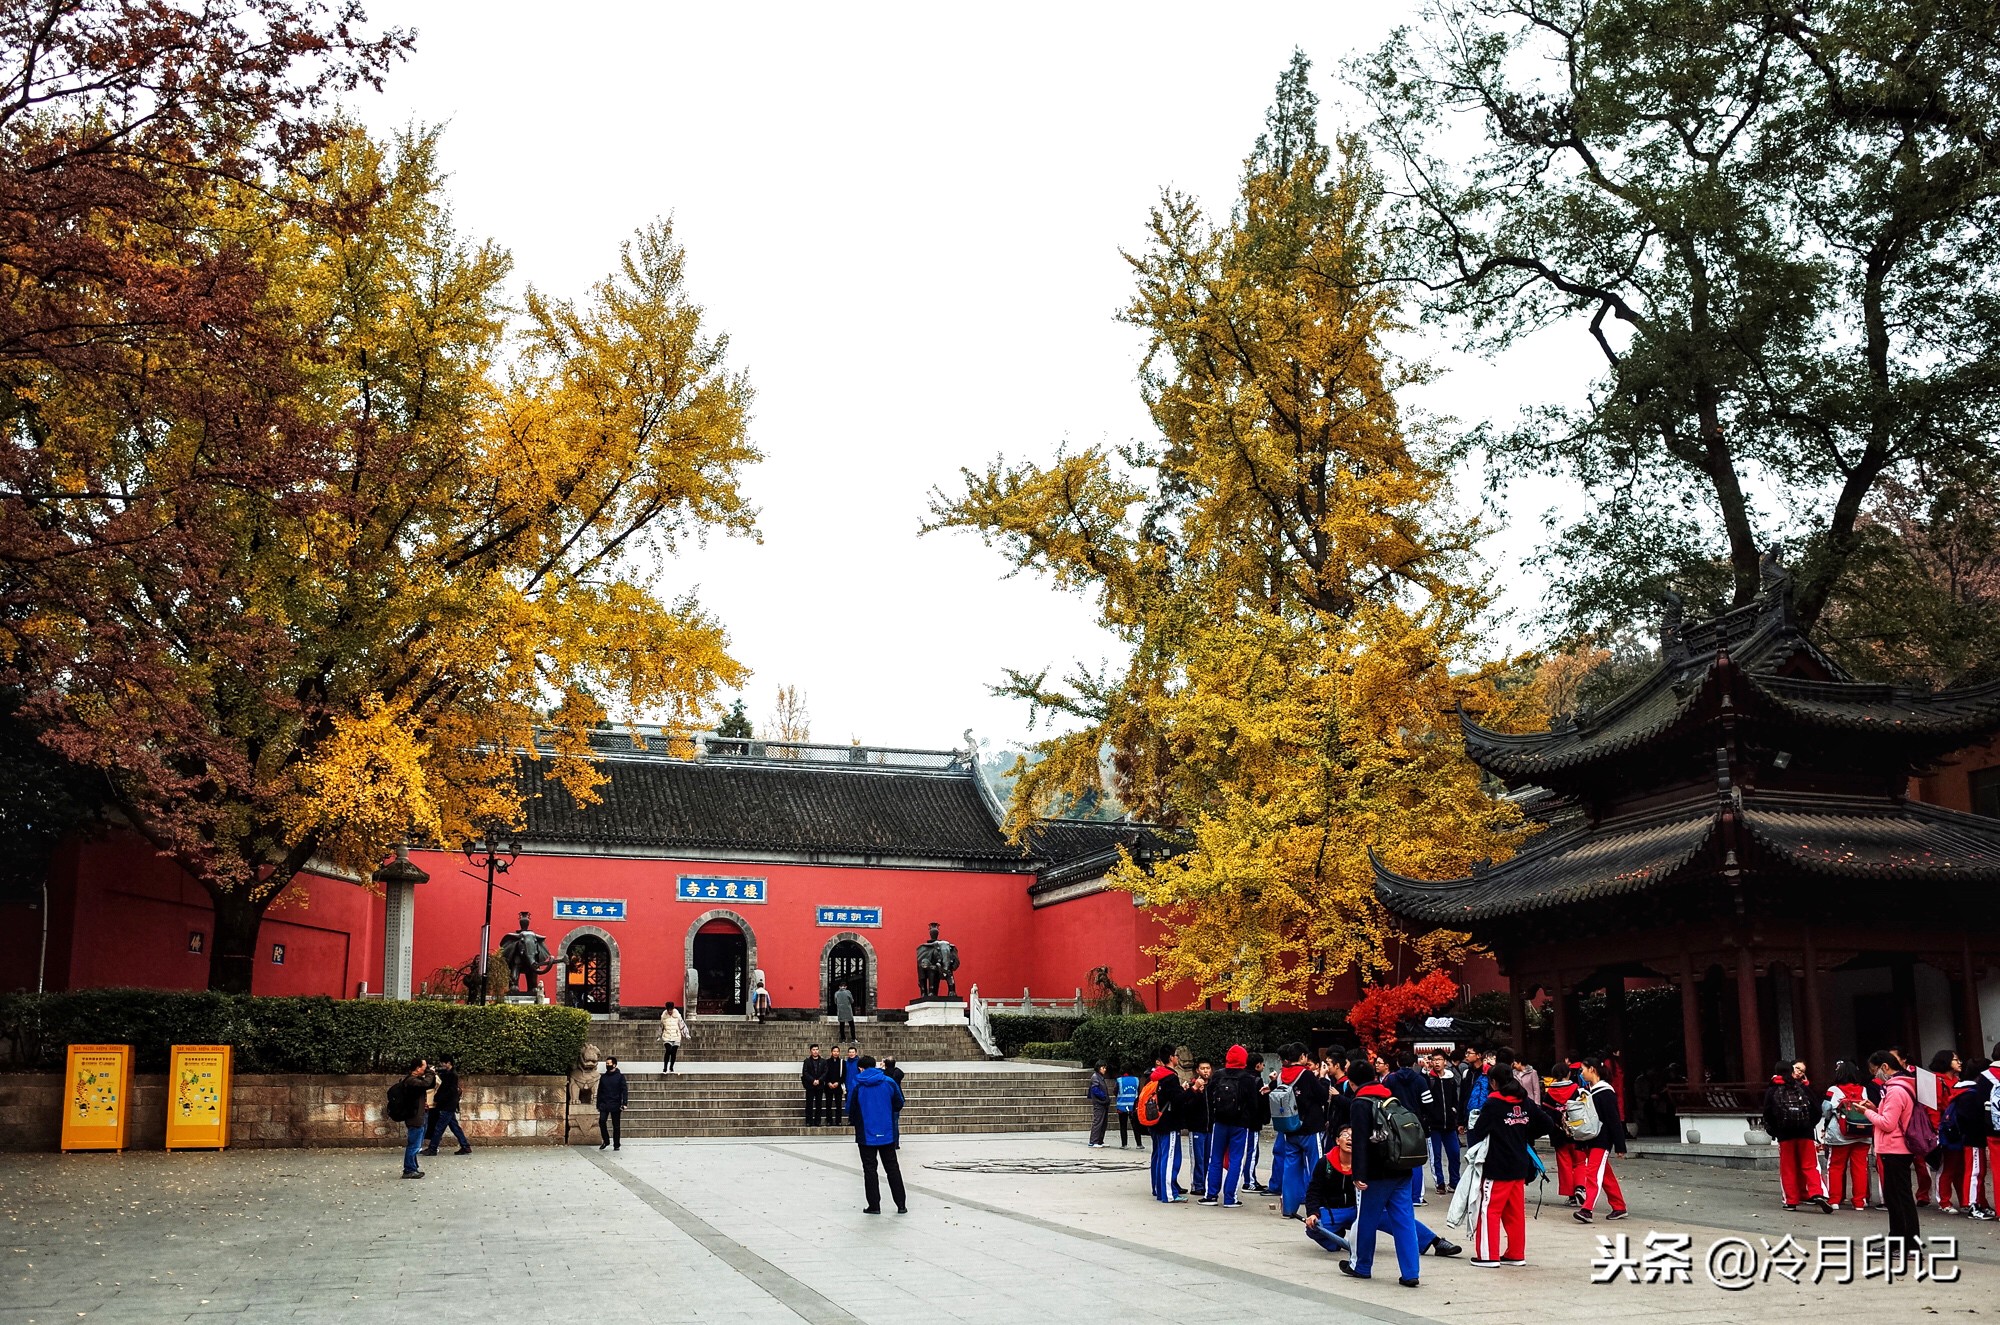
[7,128,757,990]
[929,54,1539,1007]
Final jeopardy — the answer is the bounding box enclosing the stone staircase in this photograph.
[608,1067,1096,1139]
[587,1018,986,1064]
[571,1018,1092,1139]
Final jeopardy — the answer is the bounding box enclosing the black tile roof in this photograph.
[516,750,1030,865]
[1373,796,2000,922]
[1023,820,1178,892]
[1459,586,2000,780]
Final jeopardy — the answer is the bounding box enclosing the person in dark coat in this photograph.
[848,1054,907,1213]
[595,1057,629,1151]
[1384,1050,1439,1209]
[386,1057,433,1179]
[1424,1050,1462,1195]
[1761,1058,1832,1212]
[882,1055,905,1086]
[802,1045,832,1126]
[421,1053,471,1156]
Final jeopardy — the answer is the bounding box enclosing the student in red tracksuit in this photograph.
[1465,1067,1552,1265]
[1541,1066,1586,1205]
[1762,1059,1832,1211]
[1821,1062,1874,1211]
[1928,1049,1965,1211]
[1983,1052,2000,1218]
[1573,1057,1627,1222]
[1945,1062,1996,1220]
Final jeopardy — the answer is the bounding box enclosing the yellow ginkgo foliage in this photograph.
[929,55,1539,1007]
[8,128,757,990]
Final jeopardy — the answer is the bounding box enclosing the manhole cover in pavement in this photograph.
[923,1158,1147,1175]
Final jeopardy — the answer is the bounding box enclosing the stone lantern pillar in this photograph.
[373,844,430,1001]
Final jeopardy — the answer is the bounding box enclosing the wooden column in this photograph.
[1680,951,1705,1085]
[1802,930,1827,1080]
[1508,972,1527,1052]
[1604,976,1627,1057]
[1893,959,1921,1056]
[1552,967,1570,1063]
[1963,939,1985,1059]
[1737,946,1765,1082]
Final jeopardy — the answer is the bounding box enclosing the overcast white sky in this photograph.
[362,2,1585,752]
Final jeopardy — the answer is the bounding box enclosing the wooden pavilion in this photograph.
[1373,562,2000,1089]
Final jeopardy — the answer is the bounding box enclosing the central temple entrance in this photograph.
[562,934,612,1014]
[692,919,748,1015]
[826,939,868,1014]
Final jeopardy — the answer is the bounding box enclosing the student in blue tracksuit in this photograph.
[1186,1059,1213,1199]
[1243,1053,1268,1189]
[1342,1058,1427,1287]
[1384,1049,1439,1208]
[1272,1043,1331,1218]
[1146,1045,1188,1202]
[1199,1045,1257,1206]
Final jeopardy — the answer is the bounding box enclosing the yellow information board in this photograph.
[165,1044,232,1151]
[59,1044,131,1152]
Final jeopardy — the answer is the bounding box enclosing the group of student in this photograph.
[1761,1044,2000,1253]
[1088,1041,1631,1287]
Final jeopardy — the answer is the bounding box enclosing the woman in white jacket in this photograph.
[660,1001,693,1072]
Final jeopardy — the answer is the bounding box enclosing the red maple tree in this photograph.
[1347,970,1460,1053]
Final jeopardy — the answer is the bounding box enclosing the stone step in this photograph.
[589,1021,985,1063]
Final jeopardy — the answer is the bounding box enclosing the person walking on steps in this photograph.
[834,984,856,1043]
[660,1002,692,1073]
[421,1053,471,1157]
[596,1056,629,1151]
[849,1054,908,1214]
[1088,1061,1112,1148]
[387,1057,432,1180]
[1574,1057,1627,1223]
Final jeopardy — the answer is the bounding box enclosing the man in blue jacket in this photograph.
[848,1054,908,1214]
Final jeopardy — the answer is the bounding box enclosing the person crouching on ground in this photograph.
[1306,1123,1460,1261]
[1465,1065,1551,1265]
[848,1053,907,1214]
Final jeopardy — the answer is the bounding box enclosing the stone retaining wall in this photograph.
[0,1073,567,1152]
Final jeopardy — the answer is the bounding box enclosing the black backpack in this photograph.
[1771,1082,1813,1135]
[1371,1096,1429,1172]
[1208,1072,1252,1125]
[385,1078,417,1124]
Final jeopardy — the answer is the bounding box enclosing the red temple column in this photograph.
[1737,946,1765,1082]
[1680,950,1705,1085]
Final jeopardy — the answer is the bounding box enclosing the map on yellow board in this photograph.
[60,1044,131,1151]
[165,1045,232,1149]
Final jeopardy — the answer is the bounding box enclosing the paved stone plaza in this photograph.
[2,1134,1990,1324]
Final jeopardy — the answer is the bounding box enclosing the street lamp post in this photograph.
[463,829,522,1004]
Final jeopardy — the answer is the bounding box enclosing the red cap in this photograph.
[1225,1044,1248,1070]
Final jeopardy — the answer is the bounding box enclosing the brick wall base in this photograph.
[0,1074,568,1152]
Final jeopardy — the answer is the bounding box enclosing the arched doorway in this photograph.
[826,940,869,1014]
[562,933,613,1014]
[692,918,749,1015]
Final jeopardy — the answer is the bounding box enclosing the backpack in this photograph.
[1269,1076,1303,1134]
[385,1079,416,1124]
[1371,1095,1430,1171]
[1561,1088,1602,1142]
[1135,1079,1164,1129]
[1986,1080,2000,1137]
[1207,1072,1252,1125]
[1769,1082,1813,1137]
[1895,1079,1938,1155]
[1831,1089,1873,1142]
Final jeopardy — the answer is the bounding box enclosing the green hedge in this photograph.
[1019,1041,1079,1060]
[988,1012,1087,1056]
[0,990,589,1076]
[1068,1011,1349,1073]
